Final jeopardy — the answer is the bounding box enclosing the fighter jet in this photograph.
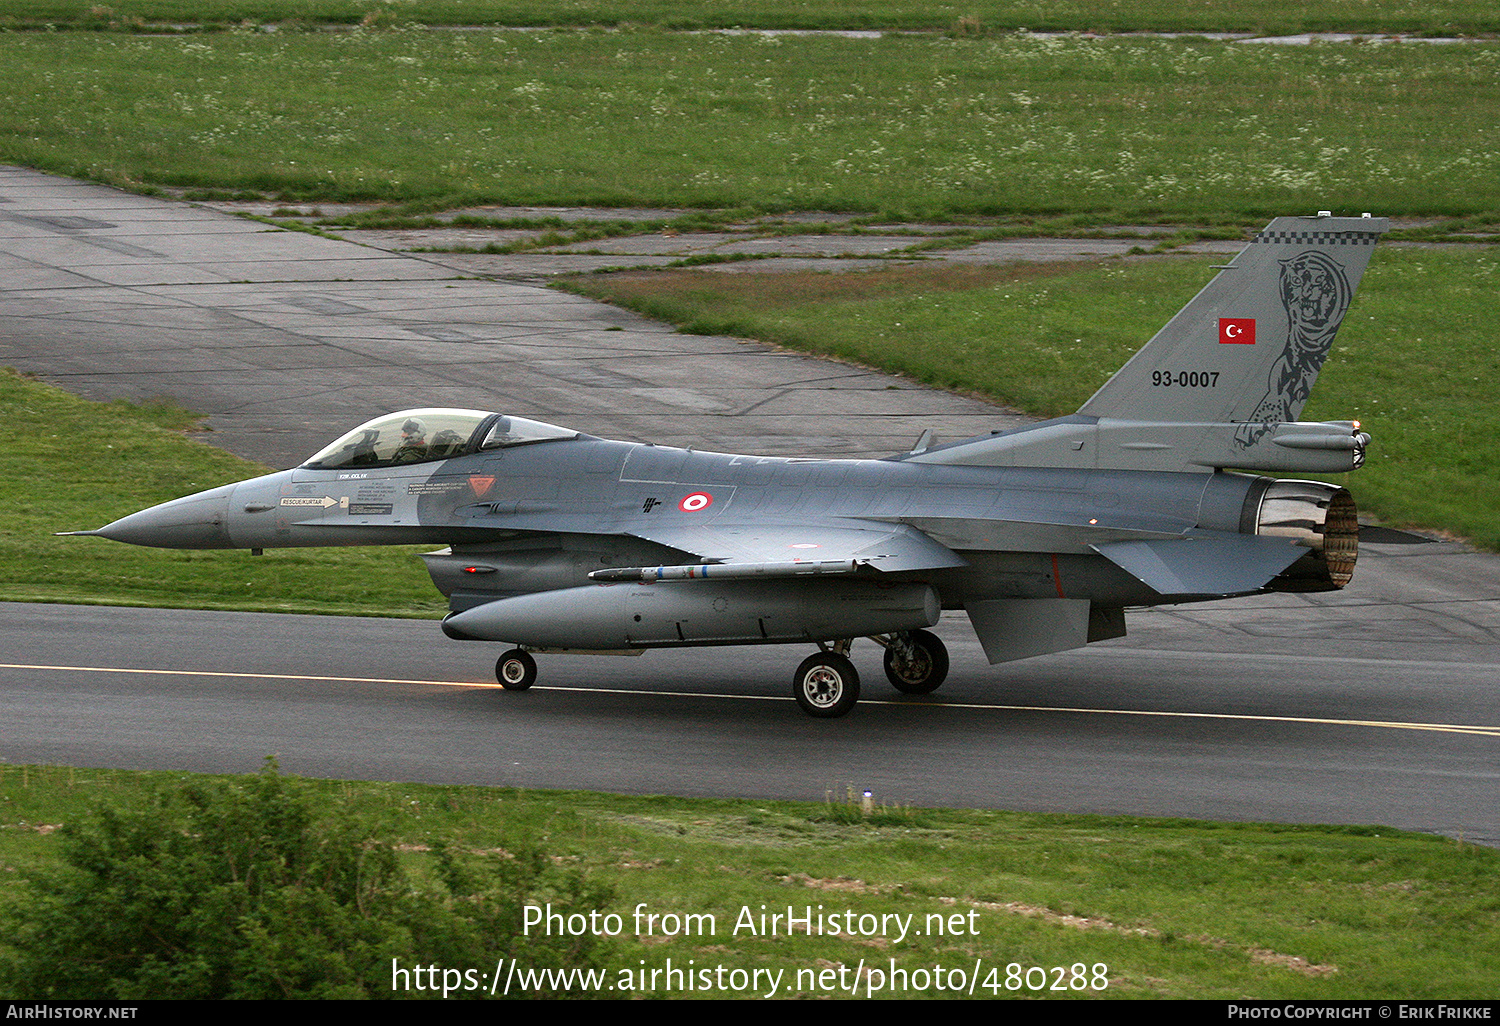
[70,213,1386,717]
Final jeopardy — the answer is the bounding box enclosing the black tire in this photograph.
[495,649,537,690]
[793,653,860,718]
[883,629,950,695]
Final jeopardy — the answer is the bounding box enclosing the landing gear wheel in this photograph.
[883,629,949,695]
[495,649,537,690]
[793,653,860,718]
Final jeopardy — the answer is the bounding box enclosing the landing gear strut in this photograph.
[879,629,950,695]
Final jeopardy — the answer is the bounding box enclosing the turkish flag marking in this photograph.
[1219,318,1256,344]
[468,475,496,498]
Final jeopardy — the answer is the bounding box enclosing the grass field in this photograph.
[3,0,1497,34]
[2,763,1496,999]
[2,30,1498,219]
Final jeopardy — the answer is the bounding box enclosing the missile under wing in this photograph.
[73,213,1388,717]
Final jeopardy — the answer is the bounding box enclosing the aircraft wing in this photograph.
[601,519,969,581]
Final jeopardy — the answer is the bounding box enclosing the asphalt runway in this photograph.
[4,598,1497,844]
[2,166,1498,844]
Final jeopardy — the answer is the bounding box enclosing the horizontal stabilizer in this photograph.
[1092,531,1305,597]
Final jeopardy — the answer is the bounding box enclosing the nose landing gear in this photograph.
[495,648,537,690]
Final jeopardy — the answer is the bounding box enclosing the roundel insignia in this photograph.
[679,491,713,512]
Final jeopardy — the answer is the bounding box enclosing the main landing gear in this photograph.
[490,630,950,718]
[792,630,950,718]
[878,628,950,695]
[793,644,861,719]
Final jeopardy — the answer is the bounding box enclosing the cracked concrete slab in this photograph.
[302,216,1247,277]
[0,165,1024,468]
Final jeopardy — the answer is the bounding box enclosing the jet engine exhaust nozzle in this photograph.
[1255,480,1359,592]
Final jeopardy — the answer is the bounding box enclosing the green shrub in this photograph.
[0,761,612,999]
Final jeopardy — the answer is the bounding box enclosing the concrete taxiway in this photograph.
[2,165,1497,843]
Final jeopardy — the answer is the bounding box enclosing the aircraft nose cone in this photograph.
[95,483,236,549]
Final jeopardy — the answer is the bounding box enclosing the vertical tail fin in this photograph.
[907,213,1388,473]
[1080,213,1389,430]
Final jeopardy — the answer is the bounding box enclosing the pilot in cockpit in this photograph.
[391,418,429,462]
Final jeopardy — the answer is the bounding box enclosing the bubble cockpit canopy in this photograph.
[302,409,579,469]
